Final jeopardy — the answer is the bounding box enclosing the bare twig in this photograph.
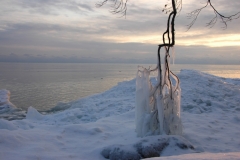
[96,0,128,17]
[162,0,182,15]
[187,0,240,30]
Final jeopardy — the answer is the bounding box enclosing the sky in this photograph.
[0,0,239,64]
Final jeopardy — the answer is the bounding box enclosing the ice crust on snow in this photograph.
[0,70,240,160]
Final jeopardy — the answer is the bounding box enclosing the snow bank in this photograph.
[179,70,240,114]
[0,70,239,160]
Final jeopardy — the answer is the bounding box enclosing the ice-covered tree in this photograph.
[96,0,240,137]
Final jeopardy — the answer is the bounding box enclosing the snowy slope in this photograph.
[180,70,240,153]
[0,70,239,160]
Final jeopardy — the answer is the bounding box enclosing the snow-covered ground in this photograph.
[0,70,239,160]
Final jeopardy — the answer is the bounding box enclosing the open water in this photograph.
[0,62,239,111]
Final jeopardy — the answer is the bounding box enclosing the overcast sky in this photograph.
[0,0,239,64]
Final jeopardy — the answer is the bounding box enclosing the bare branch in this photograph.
[162,0,182,15]
[176,0,183,14]
[187,0,240,30]
[186,1,209,30]
[96,0,128,17]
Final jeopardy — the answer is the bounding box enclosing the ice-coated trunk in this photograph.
[135,0,182,137]
[135,64,182,137]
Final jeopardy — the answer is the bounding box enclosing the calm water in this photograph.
[0,63,239,111]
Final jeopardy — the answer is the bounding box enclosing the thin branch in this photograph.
[186,1,209,30]
[175,0,183,15]
[96,0,128,17]
[187,0,240,30]
[162,0,182,15]
[95,0,108,8]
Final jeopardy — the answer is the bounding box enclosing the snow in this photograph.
[0,70,240,160]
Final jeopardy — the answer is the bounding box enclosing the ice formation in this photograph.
[26,106,44,121]
[135,62,182,137]
[0,89,16,113]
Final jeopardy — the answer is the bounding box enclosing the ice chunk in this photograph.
[0,89,16,113]
[26,106,44,121]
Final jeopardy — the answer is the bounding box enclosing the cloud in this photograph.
[1,0,95,17]
[0,0,239,64]
[1,41,239,64]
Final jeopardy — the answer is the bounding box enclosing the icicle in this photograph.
[172,47,175,65]
[156,93,164,134]
[135,67,152,137]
